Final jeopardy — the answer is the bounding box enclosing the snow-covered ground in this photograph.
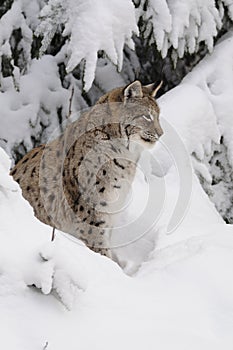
[1,33,233,350]
[2,143,233,350]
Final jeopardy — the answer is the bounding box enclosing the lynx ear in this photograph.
[144,81,163,97]
[124,80,143,102]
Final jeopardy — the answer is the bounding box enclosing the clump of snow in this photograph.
[158,83,220,157]
[184,31,233,167]
[0,0,32,66]
[183,31,233,222]
[34,0,233,91]
[36,0,138,91]
[0,148,18,194]
[137,0,233,61]
[0,55,70,162]
[135,0,172,54]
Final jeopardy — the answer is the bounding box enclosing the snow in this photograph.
[1,39,233,347]
[137,0,231,60]
[34,0,233,90]
[183,30,233,167]
[183,30,233,222]
[0,56,70,161]
[36,0,138,91]
[1,0,232,101]
[1,162,233,349]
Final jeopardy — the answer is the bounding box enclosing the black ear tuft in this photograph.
[124,80,143,102]
[144,81,163,97]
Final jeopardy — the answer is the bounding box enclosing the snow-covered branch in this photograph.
[36,0,138,91]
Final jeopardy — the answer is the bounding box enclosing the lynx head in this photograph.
[97,80,163,148]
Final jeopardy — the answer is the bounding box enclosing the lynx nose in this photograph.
[155,125,163,138]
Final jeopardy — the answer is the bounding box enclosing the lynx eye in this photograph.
[142,114,153,122]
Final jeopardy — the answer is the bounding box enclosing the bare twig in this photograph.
[43,341,49,349]
[135,67,140,80]
[51,227,55,241]
[67,86,74,120]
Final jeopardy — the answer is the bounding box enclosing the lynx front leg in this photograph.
[75,223,113,259]
[88,227,113,259]
[91,246,112,259]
